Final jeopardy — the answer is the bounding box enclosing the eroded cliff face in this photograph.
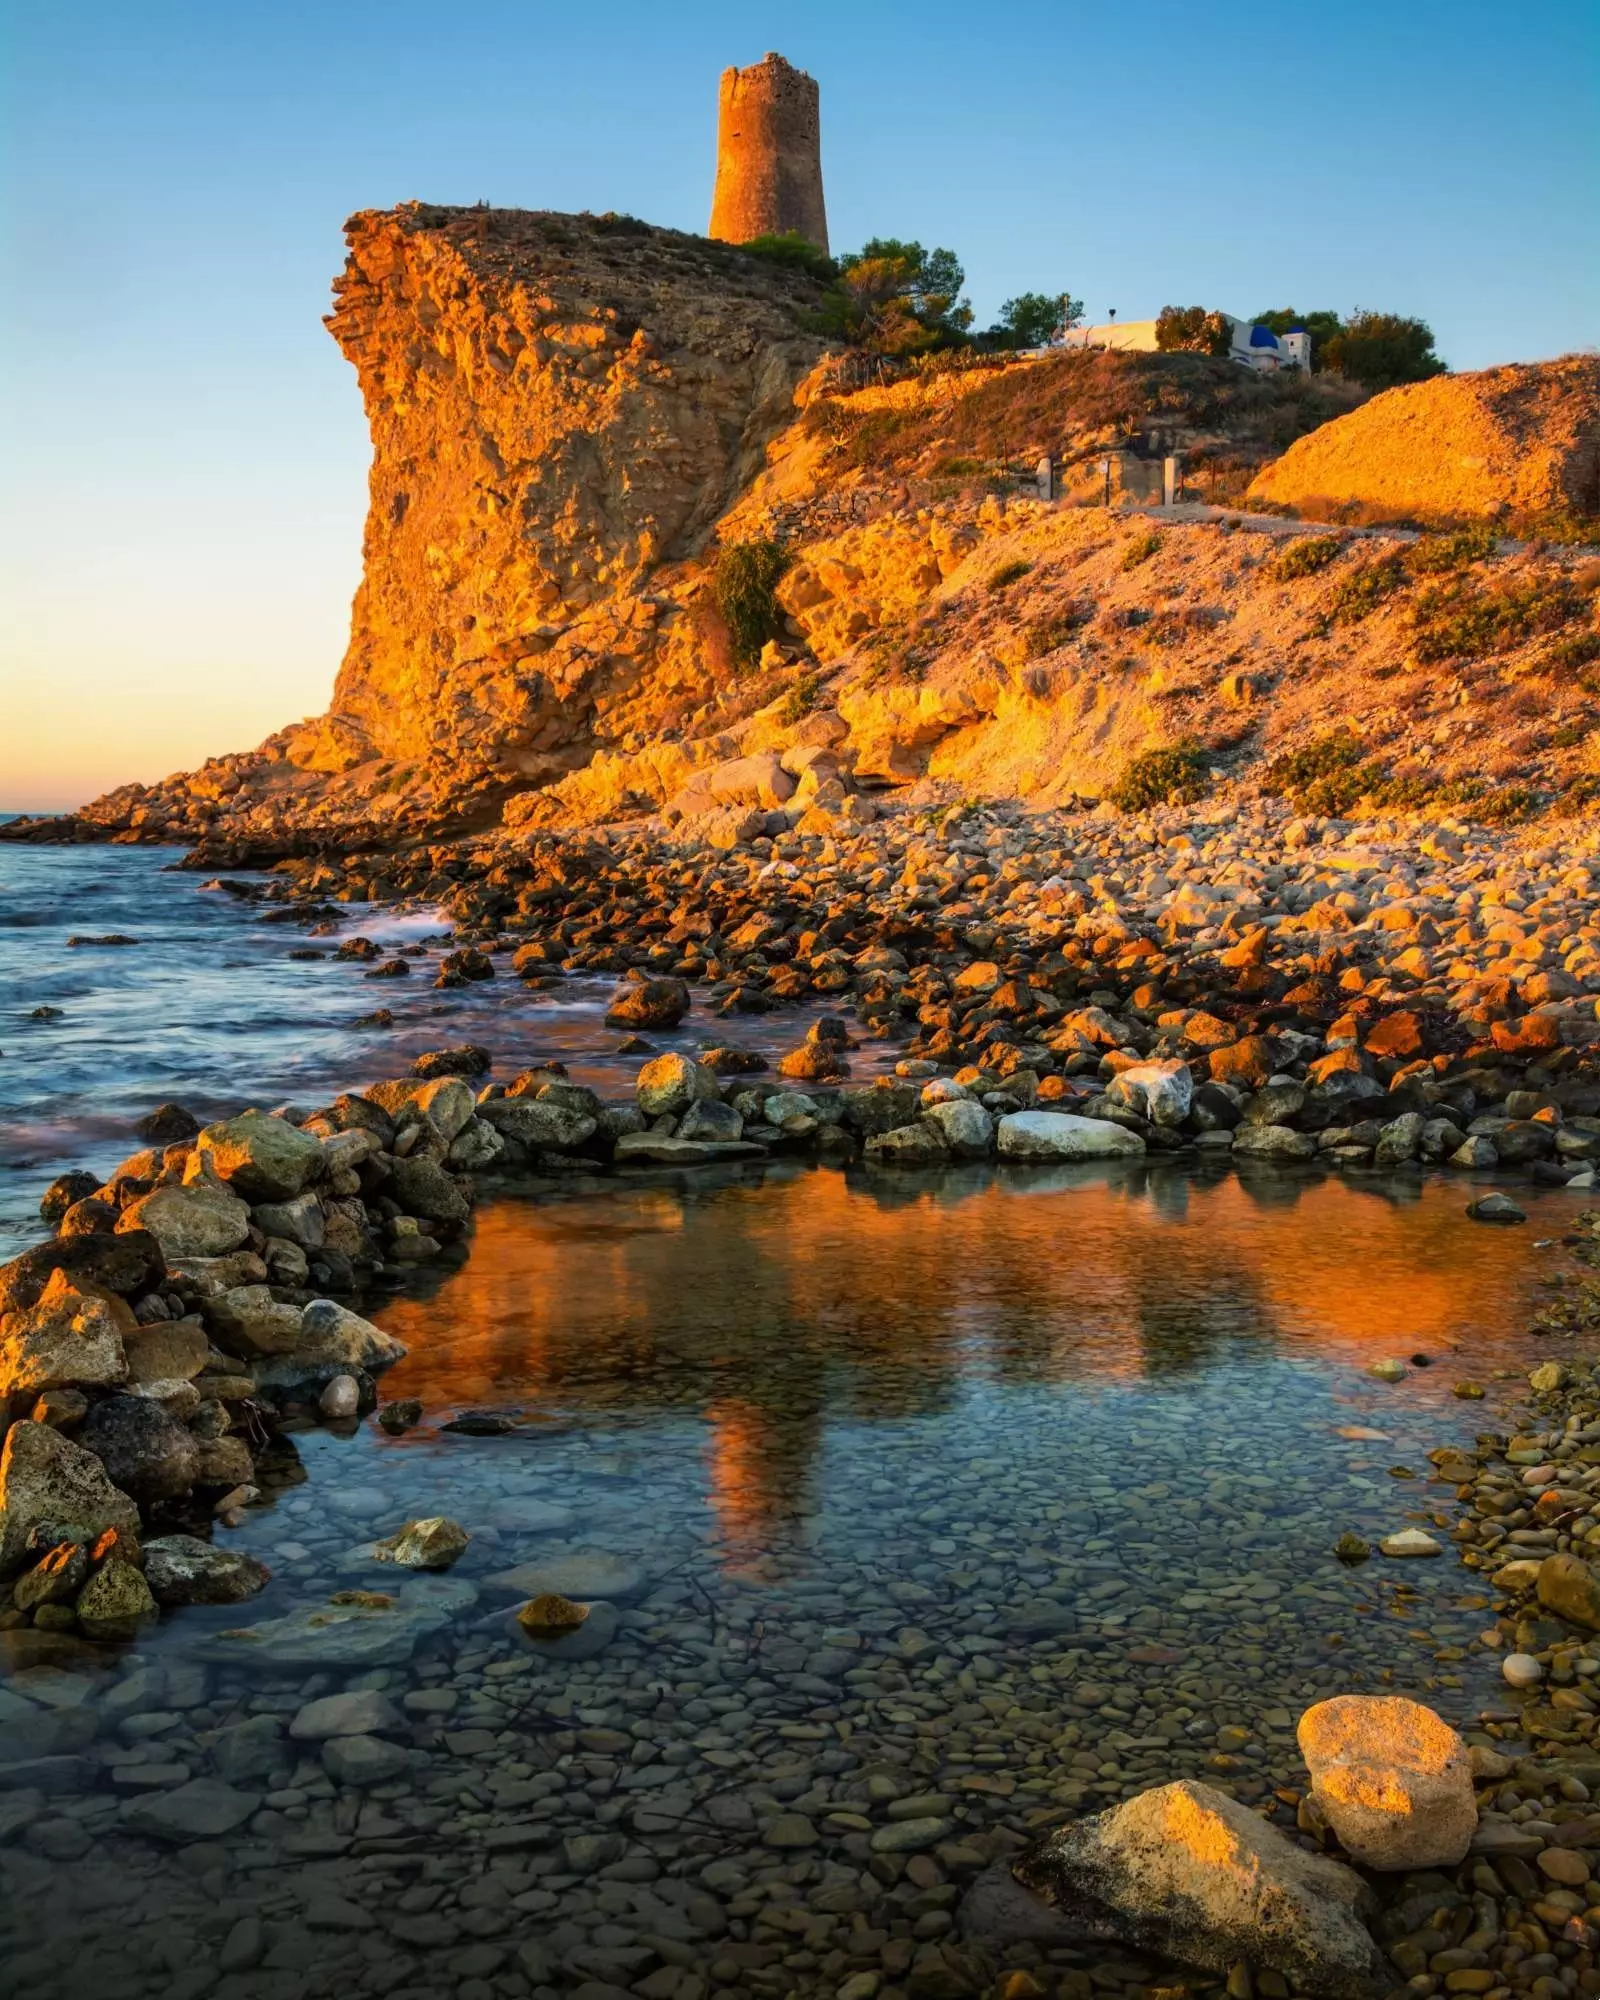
[306,204,825,777]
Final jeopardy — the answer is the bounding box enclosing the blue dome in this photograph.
[1248,324,1281,348]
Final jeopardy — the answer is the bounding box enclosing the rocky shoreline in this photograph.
[5,797,1600,1999]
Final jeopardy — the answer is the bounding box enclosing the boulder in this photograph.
[477,1099,598,1150]
[290,1689,403,1741]
[205,1285,305,1356]
[194,1576,476,1668]
[921,1099,996,1159]
[0,1231,164,1318]
[0,1420,142,1572]
[143,1534,271,1606]
[677,1098,743,1143]
[388,1156,470,1228]
[250,1192,326,1250]
[249,1299,406,1393]
[863,1124,950,1167]
[635,1053,719,1119]
[837,1080,924,1136]
[1106,1060,1194,1129]
[997,1112,1146,1161]
[606,978,690,1029]
[119,1181,251,1260]
[75,1558,158,1641]
[122,1319,209,1387]
[970,1780,1378,1997]
[123,1777,259,1843]
[192,1112,324,1203]
[1538,1552,1600,1629]
[1297,1695,1476,1869]
[0,1268,128,1403]
[1232,1124,1318,1161]
[77,1395,199,1507]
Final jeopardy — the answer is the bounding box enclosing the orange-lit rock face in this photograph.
[372,1170,1553,1558]
[320,206,824,773]
[1298,1694,1476,1870]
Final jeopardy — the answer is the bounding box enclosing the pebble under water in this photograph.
[2,1153,1591,2000]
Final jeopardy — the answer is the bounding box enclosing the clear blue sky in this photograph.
[2,0,1595,808]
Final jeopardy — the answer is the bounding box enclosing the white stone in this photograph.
[1379,1529,1443,1557]
[1502,1653,1545,1688]
[1106,1059,1194,1128]
[996,1112,1146,1161]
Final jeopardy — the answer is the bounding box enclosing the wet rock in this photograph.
[511,1596,618,1660]
[142,1534,270,1606]
[134,1103,200,1144]
[677,1097,744,1143]
[981,1779,1379,1997]
[996,1112,1145,1160]
[193,1111,324,1202]
[0,1268,128,1402]
[250,1192,325,1250]
[74,1558,158,1641]
[39,1172,99,1224]
[477,1098,597,1150]
[372,1516,469,1569]
[0,1420,141,1571]
[77,1395,199,1506]
[12,1540,89,1610]
[1467,1192,1527,1223]
[1297,1695,1475,1869]
[864,1123,950,1167]
[0,1230,164,1317]
[1537,1551,1600,1628]
[388,1155,470,1228]
[319,1373,360,1418]
[118,1181,251,1260]
[486,1549,645,1601]
[606,977,690,1029]
[613,1132,719,1166]
[250,1298,405,1391]
[411,1043,491,1080]
[123,1777,259,1842]
[1232,1124,1317,1161]
[205,1284,305,1355]
[290,1689,403,1740]
[377,1399,422,1435]
[194,1576,476,1667]
[122,1319,208,1386]
[322,1733,409,1785]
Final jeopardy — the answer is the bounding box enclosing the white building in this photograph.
[1060,314,1311,374]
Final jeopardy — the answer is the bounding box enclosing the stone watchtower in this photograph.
[708,53,829,255]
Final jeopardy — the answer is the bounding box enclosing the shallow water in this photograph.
[0,844,874,1258]
[2,1151,1587,1999]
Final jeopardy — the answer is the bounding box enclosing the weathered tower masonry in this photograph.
[708,53,829,255]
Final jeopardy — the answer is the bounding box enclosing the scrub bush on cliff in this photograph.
[807,239,973,355]
[714,540,789,671]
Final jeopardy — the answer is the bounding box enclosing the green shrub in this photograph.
[986,559,1032,592]
[714,539,789,670]
[935,455,984,476]
[739,231,836,278]
[1155,306,1232,357]
[1263,731,1371,815]
[1121,531,1163,572]
[1107,743,1211,811]
[775,672,823,727]
[1412,577,1579,663]
[1325,553,1407,624]
[1547,630,1600,674]
[1474,786,1542,824]
[1320,311,1445,389]
[1271,534,1346,581]
[1406,526,1500,574]
[1026,607,1090,655]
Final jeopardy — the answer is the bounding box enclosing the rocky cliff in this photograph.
[25,224,1600,857]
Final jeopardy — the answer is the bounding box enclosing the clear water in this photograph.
[0,850,1587,2000]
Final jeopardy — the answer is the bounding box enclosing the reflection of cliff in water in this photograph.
[373,1164,1554,1546]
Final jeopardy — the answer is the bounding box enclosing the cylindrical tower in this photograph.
[708,53,829,255]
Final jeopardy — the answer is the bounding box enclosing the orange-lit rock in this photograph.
[1298,1694,1475,1869]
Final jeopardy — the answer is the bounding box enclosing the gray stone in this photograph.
[77,1395,198,1505]
[921,1098,995,1159]
[485,1550,645,1601]
[123,1777,259,1842]
[193,1111,325,1202]
[118,1181,251,1260]
[0,1420,141,1572]
[193,1576,476,1667]
[143,1534,271,1606]
[290,1690,404,1741]
[322,1733,409,1785]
